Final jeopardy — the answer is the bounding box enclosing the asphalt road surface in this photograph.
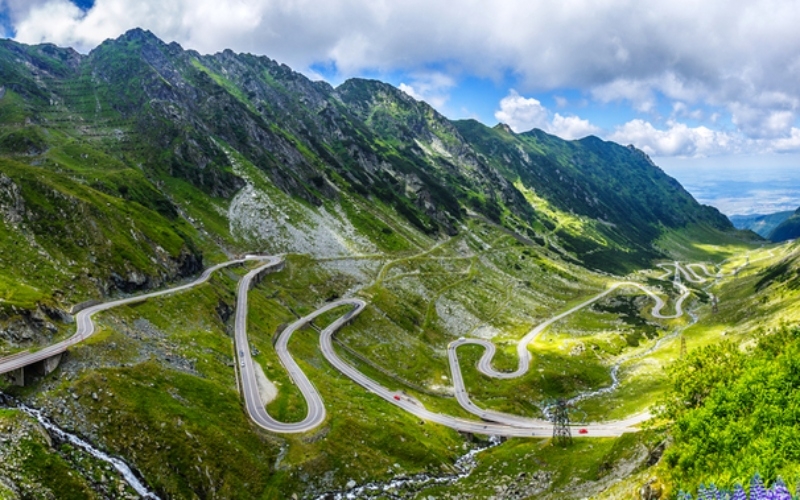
[446,277,689,428]
[0,255,272,376]
[243,261,700,436]
[1,255,714,438]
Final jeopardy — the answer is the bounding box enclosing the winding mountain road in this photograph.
[247,260,697,436]
[447,279,689,427]
[305,297,646,437]
[0,255,712,438]
[235,269,363,433]
[0,255,271,376]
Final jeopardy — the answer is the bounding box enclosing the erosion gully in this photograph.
[0,392,160,499]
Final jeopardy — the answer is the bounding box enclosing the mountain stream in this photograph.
[316,436,503,499]
[0,392,160,499]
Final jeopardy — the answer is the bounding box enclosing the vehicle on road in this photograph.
[579,428,588,434]
[393,395,401,401]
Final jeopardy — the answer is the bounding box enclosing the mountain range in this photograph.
[0,28,769,499]
[0,27,736,298]
[730,209,800,242]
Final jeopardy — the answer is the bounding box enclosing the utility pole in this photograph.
[552,399,572,446]
[680,335,687,358]
[711,294,719,314]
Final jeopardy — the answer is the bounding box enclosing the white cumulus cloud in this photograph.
[549,114,601,140]
[766,128,800,153]
[398,72,455,111]
[494,90,550,132]
[609,119,737,157]
[495,90,599,140]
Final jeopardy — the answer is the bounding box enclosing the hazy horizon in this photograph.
[657,159,800,216]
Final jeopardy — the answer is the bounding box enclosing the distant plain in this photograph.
[660,161,800,216]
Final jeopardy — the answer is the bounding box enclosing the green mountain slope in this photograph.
[729,210,794,237]
[768,207,800,242]
[645,240,800,495]
[1,30,745,277]
[454,120,734,271]
[0,29,765,499]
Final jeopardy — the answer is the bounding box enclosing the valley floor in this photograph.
[2,220,789,499]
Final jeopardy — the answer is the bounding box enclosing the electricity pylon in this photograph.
[552,399,572,446]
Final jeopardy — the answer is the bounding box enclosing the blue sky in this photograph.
[3,0,800,214]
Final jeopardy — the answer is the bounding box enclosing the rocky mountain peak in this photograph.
[494,123,514,134]
[117,27,163,45]
[0,30,743,273]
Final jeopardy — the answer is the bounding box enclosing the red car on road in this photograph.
[393,395,401,401]
[578,428,588,434]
